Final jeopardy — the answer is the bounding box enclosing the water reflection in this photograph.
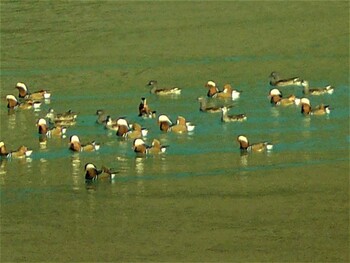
[71,154,81,191]
[7,111,16,130]
[134,156,145,175]
[0,159,7,176]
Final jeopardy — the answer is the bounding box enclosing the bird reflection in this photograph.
[71,154,81,191]
[0,159,7,176]
[239,151,249,166]
[7,111,16,130]
[39,135,48,149]
[135,156,145,175]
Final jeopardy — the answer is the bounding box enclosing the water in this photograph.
[1,1,349,262]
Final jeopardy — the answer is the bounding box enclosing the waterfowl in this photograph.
[269,88,298,106]
[205,80,219,98]
[269,72,302,87]
[221,106,247,122]
[0,141,9,157]
[158,114,173,132]
[170,116,195,133]
[132,138,167,154]
[104,116,119,131]
[125,123,148,139]
[198,97,222,113]
[217,84,241,100]
[6,95,20,109]
[0,143,33,158]
[15,82,51,100]
[37,118,67,137]
[5,95,37,110]
[84,163,116,181]
[147,80,181,95]
[300,98,330,116]
[69,135,100,152]
[301,80,334,95]
[116,118,130,137]
[237,135,273,152]
[138,97,156,118]
[96,109,108,124]
[46,108,78,124]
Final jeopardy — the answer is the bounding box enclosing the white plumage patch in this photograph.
[270,88,281,96]
[16,82,27,90]
[117,118,128,126]
[85,163,96,170]
[238,135,248,143]
[134,138,145,147]
[207,80,216,87]
[37,118,47,126]
[70,135,80,143]
[301,98,310,105]
[158,114,172,123]
[6,95,17,102]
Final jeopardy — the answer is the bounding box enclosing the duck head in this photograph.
[237,135,249,150]
[15,82,29,98]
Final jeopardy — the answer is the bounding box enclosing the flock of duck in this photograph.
[1,72,334,181]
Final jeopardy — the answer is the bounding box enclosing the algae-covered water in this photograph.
[1,1,349,262]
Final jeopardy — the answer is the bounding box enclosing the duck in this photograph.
[15,82,51,100]
[237,135,273,153]
[69,135,100,152]
[205,80,219,98]
[104,116,119,131]
[268,88,298,106]
[84,163,116,181]
[170,116,195,133]
[217,84,241,100]
[96,109,108,124]
[125,123,148,139]
[37,118,67,137]
[300,98,330,116]
[138,97,156,118]
[147,80,181,95]
[132,138,167,154]
[198,97,222,113]
[158,114,173,132]
[220,106,247,122]
[46,108,78,124]
[0,142,33,158]
[269,72,302,87]
[301,80,334,95]
[116,118,130,137]
[0,141,9,157]
[6,95,37,110]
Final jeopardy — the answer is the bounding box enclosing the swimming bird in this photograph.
[147,80,181,95]
[37,118,67,137]
[125,123,148,139]
[205,80,219,98]
[138,97,156,118]
[158,114,173,132]
[170,116,195,133]
[96,109,108,124]
[116,118,130,137]
[6,95,37,110]
[220,106,247,122]
[69,135,100,152]
[268,88,298,106]
[301,80,334,95]
[104,116,119,131]
[0,142,33,158]
[198,97,222,113]
[46,108,77,125]
[217,84,241,100]
[237,135,273,152]
[84,163,116,181]
[15,82,51,100]
[300,98,330,116]
[132,138,167,154]
[269,72,302,87]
